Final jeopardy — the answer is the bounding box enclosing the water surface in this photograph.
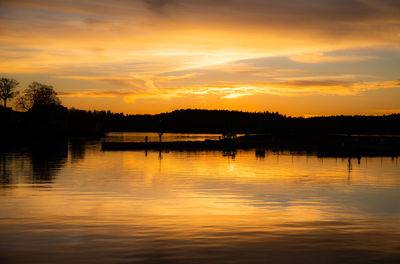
[1,136,399,263]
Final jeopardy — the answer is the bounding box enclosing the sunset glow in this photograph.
[1,0,400,115]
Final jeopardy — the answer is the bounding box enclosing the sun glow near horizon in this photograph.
[1,0,400,115]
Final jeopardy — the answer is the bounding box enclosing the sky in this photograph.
[1,0,400,116]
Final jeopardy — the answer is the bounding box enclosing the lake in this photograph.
[0,133,399,264]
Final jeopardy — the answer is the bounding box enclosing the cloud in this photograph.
[290,52,376,64]
[57,73,201,89]
[135,79,399,99]
[359,0,400,13]
[57,76,146,89]
[369,108,400,114]
[58,90,138,98]
[2,0,400,114]
[57,79,400,103]
[82,18,111,27]
[152,73,202,82]
[276,74,372,81]
[281,80,354,88]
[3,0,400,44]
[2,0,400,77]
[143,0,177,12]
[265,79,400,95]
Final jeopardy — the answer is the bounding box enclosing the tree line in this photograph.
[71,108,400,135]
[0,78,61,110]
[1,77,400,140]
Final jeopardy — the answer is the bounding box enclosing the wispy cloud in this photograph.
[143,0,177,13]
[58,79,400,103]
[56,75,146,89]
[369,108,400,115]
[58,90,138,98]
[290,52,376,64]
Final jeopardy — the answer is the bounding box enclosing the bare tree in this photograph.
[17,82,61,111]
[0,78,19,108]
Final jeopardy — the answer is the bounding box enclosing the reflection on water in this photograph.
[0,137,399,264]
[0,142,68,185]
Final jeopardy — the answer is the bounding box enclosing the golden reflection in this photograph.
[2,149,399,223]
[1,146,400,263]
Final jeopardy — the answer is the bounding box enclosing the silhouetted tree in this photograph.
[0,78,19,107]
[17,82,61,110]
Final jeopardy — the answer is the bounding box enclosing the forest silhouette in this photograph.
[3,107,400,137]
[1,78,400,156]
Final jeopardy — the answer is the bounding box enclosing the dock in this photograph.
[102,140,243,151]
[101,134,400,157]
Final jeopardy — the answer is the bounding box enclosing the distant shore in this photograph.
[2,108,400,140]
[102,134,400,157]
[3,106,400,158]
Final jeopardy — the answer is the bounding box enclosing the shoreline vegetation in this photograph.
[1,78,400,156]
[2,106,400,157]
[2,106,400,136]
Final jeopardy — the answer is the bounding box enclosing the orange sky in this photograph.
[1,0,400,115]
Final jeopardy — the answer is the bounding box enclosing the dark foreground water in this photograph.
[0,134,400,264]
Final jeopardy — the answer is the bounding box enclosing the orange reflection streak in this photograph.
[1,147,400,264]
[2,150,399,226]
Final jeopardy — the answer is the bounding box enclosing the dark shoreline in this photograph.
[101,134,400,158]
